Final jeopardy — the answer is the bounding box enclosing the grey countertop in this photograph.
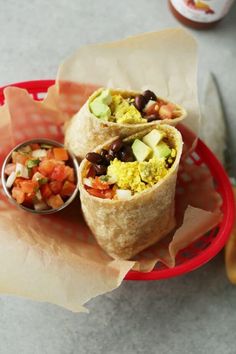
[0,1,236,353]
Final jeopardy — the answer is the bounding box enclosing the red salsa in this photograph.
[4,143,76,210]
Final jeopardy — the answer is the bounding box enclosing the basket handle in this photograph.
[225,186,236,283]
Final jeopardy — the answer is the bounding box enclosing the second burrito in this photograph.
[78,124,183,260]
[65,88,186,160]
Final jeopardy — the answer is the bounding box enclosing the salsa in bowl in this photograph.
[1,139,80,214]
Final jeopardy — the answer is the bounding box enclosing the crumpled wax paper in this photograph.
[45,28,200,135]
[0,29,222,312]
[0,87,135,312]
[225,187,236,284]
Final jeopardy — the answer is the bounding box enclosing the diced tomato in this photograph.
[65,166,75,182]
[49,180,63,194]
[53,148,69,161]
[24,192,36,205]
[29,166,39,178]
[92,177,110,190]
[20,180,38,194]
[47,149,54,159]
[12,152,28,165]
[61,181,76,197]
[30,143,40,150]
[50,164,67,182]
[38,159,57,176]
[145,103,159,116]
[86,187,104,198]
[47,194,64,209]
[41,183,52,199]
[12,187,25,204]
[103,188,115,199]
[157,98,166,107]
[159,104,174,120]
[32,166,39,175]
[4,163,16,176]
[14,177,25,187]
[86,187,114,199]
[87,165,96,178]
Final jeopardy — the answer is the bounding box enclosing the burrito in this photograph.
[65,88,186,160]
[78,124,183,260]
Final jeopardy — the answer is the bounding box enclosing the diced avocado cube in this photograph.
[153,141,171,159]
[131,139,152,162]
[97,89,112,105]
[99,111,112,121]
[142,129,165,149]
[90,101,111,120]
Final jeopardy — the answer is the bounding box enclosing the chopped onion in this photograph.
[15,163,29,178]
[34,201,48,211]
[6,171,16,188]
[32,172,44,181]
[18,145,31,153]
[32,149,47,158]
[83,178,93,187]
[116,189,132,200]
[35,190,42,201]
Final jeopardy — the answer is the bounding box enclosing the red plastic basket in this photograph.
[0,80,235,281]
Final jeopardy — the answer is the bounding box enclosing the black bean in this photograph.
[94,164,107,176]
[108,149,117,158]
[100,149,108,157]
[87,165,96,178]
[105,153,115,162]
[86,152,104,164]
[109,138,123,153]
[118,145,135,162]
[134,94,147,111]
[143,90,157,101]
[102,158,111,166]
[146,114,158,122]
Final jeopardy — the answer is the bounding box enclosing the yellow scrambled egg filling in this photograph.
[107,157,168,194]
[110,95,147,124]
[138,157,168,184]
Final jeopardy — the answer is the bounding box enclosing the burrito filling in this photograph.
[83,129,176,200]
[4,144,76,210]
[89,89,182,124]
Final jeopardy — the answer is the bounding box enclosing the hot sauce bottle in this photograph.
[169,0,235,29]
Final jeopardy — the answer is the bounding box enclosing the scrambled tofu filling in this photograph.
[84,125,177,200]
[107,157,168,194]
[110,95,146,124]
[89,89,147,124]
[138,157,168,184]
[89,88,181,126]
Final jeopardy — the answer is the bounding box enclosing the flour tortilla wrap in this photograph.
[65,88,186,161]
[78,124,183,260]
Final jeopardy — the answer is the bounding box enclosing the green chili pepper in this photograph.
[26,159,40,168]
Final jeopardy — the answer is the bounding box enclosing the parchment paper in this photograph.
[45,28,200,135]
[0,29,223,312]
